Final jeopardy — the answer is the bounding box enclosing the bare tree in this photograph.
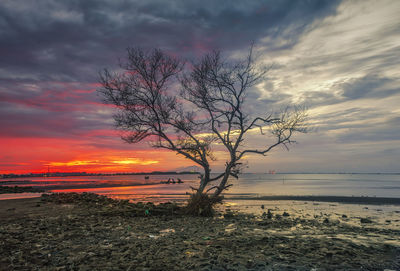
[99,46,307,215]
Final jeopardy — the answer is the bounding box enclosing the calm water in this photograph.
[1,173,399,202]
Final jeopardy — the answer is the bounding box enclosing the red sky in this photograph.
[0,82,195,174]
[0,134,195,174]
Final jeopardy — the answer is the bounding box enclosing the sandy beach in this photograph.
[0,193,399,270]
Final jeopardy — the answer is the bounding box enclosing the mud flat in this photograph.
[0,193,399,270]
[0,185,44,194]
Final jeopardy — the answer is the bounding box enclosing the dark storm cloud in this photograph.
[0,0,341,82]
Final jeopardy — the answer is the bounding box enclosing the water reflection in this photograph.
[1,173,400,202]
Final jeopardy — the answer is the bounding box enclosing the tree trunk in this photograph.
[196,166,210,195]
[212,163,233,198]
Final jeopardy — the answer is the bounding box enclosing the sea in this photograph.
[1,173,399,202]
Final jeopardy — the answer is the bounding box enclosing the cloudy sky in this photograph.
[0,0,399,174]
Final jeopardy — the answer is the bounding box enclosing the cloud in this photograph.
[340,74,399,100]
[336,116,400,143]
[1,0,400,173]
[0,0,342,143]
[0,78,113,139]
[0,0,341,82]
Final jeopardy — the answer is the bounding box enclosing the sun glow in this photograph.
[47,160,100,167]
[112,158,159,165]
[46,158,159,168]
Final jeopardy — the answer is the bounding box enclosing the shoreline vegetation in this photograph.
[0,193,399,270]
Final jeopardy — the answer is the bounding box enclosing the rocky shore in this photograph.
[0,193,399,270]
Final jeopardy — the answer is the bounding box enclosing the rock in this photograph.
[360,218,373,223]
[282,212,290,217]
[224,211,235,218]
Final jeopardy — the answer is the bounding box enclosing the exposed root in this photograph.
[184,193,223,216]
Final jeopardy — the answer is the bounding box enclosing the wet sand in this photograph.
[0,186,44,194]
[222,199,400,231]
[0,194,399,270]
[228,195,400,205]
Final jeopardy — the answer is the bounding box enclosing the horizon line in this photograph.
[1,171,400,176]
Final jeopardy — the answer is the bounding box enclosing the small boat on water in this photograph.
[144,176,149,180]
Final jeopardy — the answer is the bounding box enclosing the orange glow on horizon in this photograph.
[45,158,159,168]
[0,135,195,175]
[111,158,159,166]
[46,160,101,167]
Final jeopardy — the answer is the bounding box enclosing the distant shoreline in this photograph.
[2,172,399,180]
[0,171,200,179]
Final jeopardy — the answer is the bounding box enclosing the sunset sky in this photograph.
[0,0,399,174]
